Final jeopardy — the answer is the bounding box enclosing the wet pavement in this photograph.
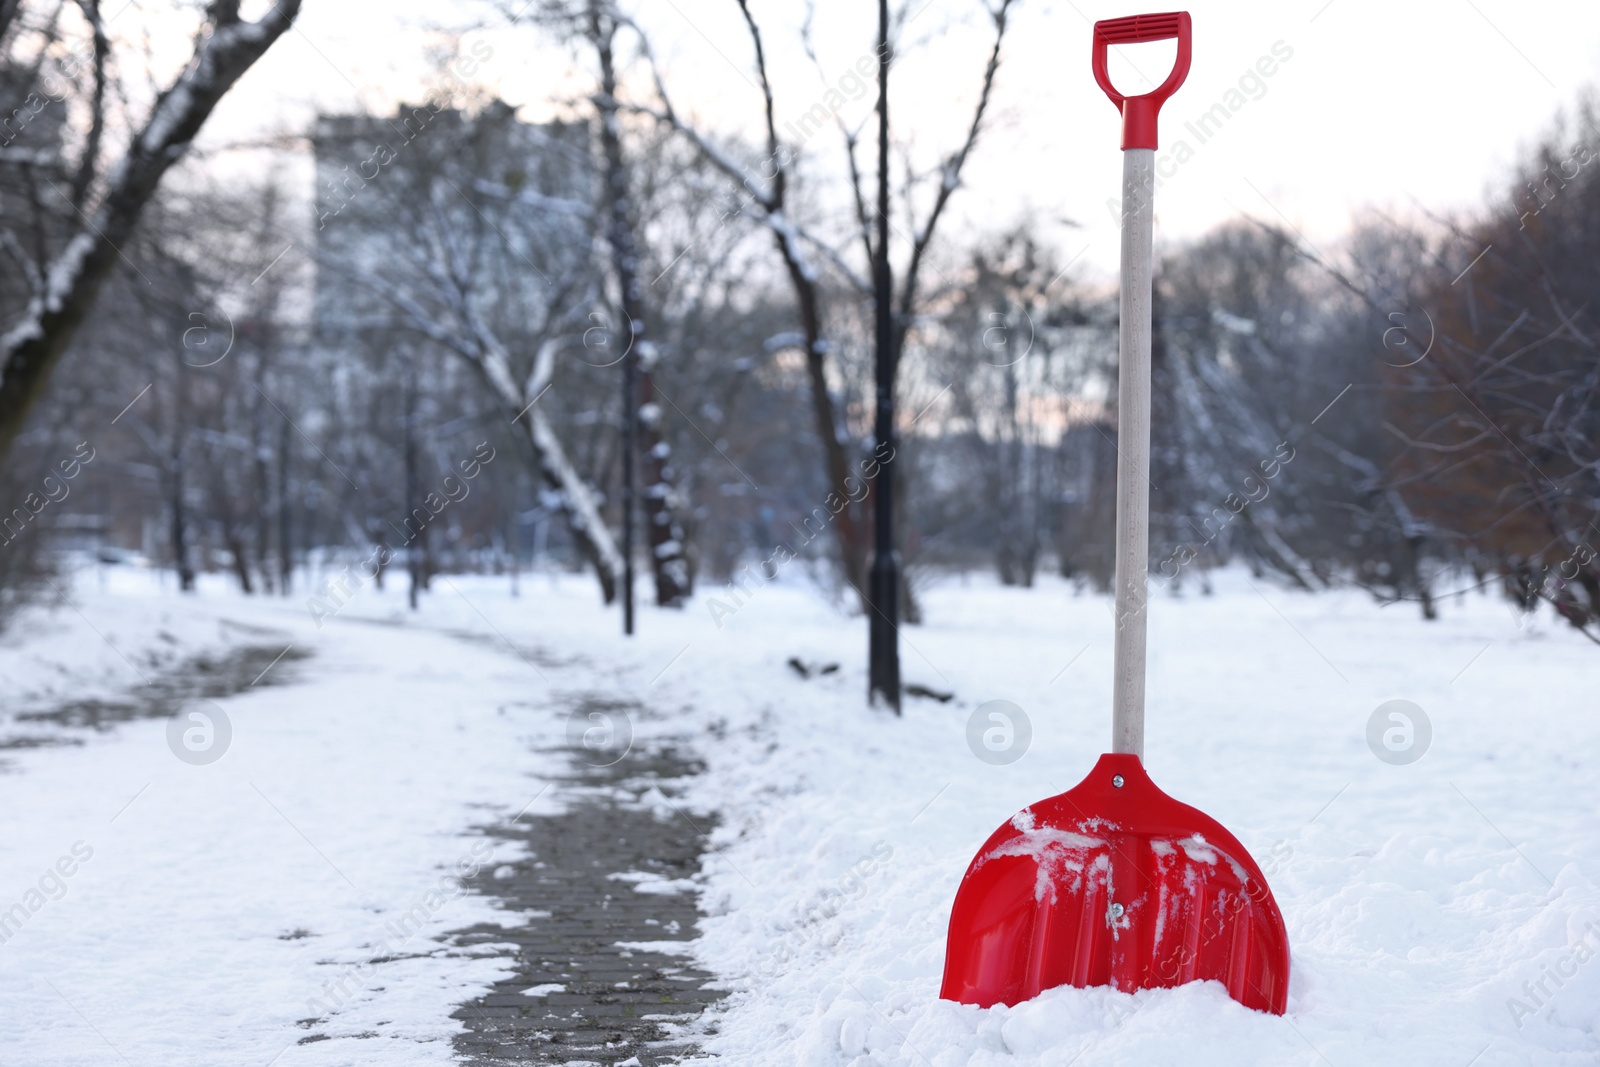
[449,701,724,1066]
[7,627,724,1065]
[2,638,308,752]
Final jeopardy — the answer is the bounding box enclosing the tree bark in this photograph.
[170,363,193,592]
[867,0,901,712]
[592,4,691,609]
[276,414,292,594]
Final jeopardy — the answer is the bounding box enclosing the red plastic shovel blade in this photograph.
[940,753,1290,1014]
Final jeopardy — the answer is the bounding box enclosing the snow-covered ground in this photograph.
[667,569,1600,1067]
[1,561,1596,1065]
[0,566,568,1066]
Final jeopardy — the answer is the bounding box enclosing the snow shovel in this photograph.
[939,11,1290,1015]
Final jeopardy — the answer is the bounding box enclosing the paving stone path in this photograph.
[7,628,724,1064]
[449,696,724,1066]
[2,638,308,751]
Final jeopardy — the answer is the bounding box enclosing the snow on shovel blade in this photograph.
[940,753,1290,1014]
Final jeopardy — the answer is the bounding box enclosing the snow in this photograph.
[0,568,562,1065]
[0,568,251,712]
[982,828,1104,903]
[134,9,286,160]
[1,562,1597,1064]
[610,870,698,895]
[0,232,96,360]
[642,566,1600,1066]
[615,940,697,955]
[519,983,565,998]
[1177,834,1218,865]
[764,330,807,351]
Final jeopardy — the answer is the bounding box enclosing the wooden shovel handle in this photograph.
[1111,149,1155,759]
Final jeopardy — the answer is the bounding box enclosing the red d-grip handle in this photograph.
[1091,11,1191,151]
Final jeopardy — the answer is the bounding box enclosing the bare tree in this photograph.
[622,0,1014,704]
[314,103,628,602]
[933,227,1093,585]
[0,0,303,467]
[1384,103,1600,639]
[628,2,876,606]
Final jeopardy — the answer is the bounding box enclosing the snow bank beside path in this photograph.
[668,571,1600,1066]
[0,567,270,712]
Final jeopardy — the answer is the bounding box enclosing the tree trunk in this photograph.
[170,439,193,592]
[276,414,292,594]
[253,365,275,595]
[791,270,870,607]
[404,357,421,611]
[225,526,254,593]
[867,0,901,711]
[521,400,621,603]
[634,360,691,602]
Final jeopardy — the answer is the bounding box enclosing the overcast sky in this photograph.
[208,0,1600,280]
